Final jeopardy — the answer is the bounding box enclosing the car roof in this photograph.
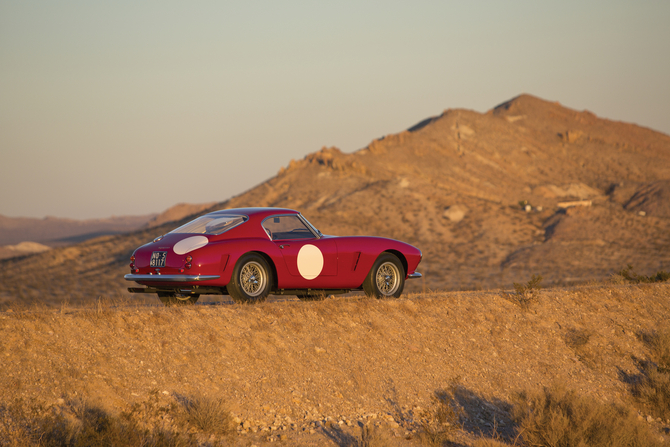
[206,207,299,220]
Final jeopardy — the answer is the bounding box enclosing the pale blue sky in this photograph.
[1,1,668,219]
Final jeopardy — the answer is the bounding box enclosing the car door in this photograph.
[262,215,337,287]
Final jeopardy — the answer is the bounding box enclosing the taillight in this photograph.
[186,255,192,263]
[185,263,192,270]
[130,255,135,269]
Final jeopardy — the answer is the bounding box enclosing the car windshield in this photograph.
[169,214,247,235]
[300,215,322,237]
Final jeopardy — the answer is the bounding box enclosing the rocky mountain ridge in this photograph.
[1,94,668,305]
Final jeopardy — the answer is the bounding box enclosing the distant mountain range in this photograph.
[1,94,669,305]
[0,214,156,247]
[0,202,216,259]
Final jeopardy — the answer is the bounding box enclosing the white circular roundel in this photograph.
[173,235,208,255]
[297,244,324,280]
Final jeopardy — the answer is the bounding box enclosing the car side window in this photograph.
[262,215,315,240]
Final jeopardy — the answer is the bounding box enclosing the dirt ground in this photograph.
[1,282,669,445]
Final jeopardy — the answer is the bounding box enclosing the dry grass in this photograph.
[0,396,196,447]
[355,424,395,447]
[1,284,669,445]
[636,329,670,419]
[0,391,236,447]
[472,439,516,447]
[180,394,234,437]
[511,384,662,447]
[417,386,463,447]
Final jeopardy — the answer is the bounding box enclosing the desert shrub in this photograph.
[636,329,670,419]
[512,385,661,447]
[0,394,242,447]
[417,386,463,447]
[563,327,601,367]
[122,389,178,426]
[508,275,542,310]
[617,265,670,284]
[180,394,234,437]
[564,327,593,350]
[0,396,196,447]
[0,398,45,447]
[355,424,394,447]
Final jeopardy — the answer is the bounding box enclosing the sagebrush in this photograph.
[618,264,670,284]
[512,384,661,447]
[508,274,542,310]
[636,329,670,419]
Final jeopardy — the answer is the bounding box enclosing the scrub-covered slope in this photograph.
[218,94,670,290]
[1,94,669,307]
[1,284,668,445]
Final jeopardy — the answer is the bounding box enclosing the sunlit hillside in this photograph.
[1,283,668,445]
[1,94,669,307]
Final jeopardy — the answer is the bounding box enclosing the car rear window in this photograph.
[169,215,248,235]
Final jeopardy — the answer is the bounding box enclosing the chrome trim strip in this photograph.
[124,274,220,282]
[407,272,422,279]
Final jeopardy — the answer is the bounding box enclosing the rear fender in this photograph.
[208,239,287,286]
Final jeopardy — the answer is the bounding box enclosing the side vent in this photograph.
[351,252,361,271]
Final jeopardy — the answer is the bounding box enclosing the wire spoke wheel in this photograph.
[376,262,400,296]
[240,261,266,297]
[229,253,272,303]
[363,253,405,299]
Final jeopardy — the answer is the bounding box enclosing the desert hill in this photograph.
[1,94,669,307]
[0,213,160,247]
[0,241,51,261]
[0,203,218,260]
[213,94,670,290]
[1,285,668,445]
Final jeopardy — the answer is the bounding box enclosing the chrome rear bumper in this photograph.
[124,274,220,283]
[407,272,422,279]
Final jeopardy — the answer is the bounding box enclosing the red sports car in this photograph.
[125,207,422,305]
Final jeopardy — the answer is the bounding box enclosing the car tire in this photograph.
[157,292,200,306]
[363,253,405,299]
[228,253,272,303]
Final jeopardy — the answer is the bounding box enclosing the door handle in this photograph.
[279,244,290,249]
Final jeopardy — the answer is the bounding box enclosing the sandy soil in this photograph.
[1,283,668,445]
